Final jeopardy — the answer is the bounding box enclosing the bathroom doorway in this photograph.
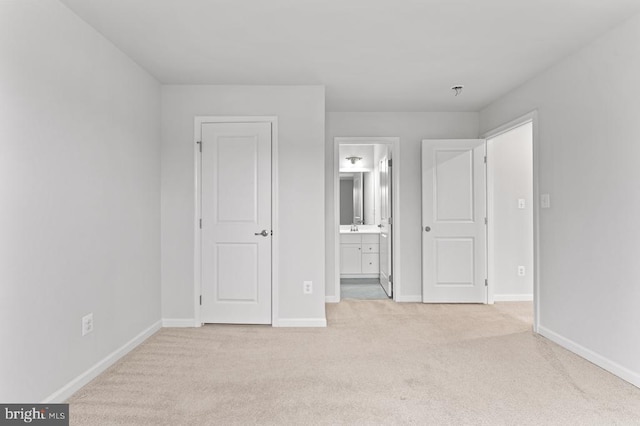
[333,137,401,302]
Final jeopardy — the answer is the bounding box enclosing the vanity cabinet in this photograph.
[341,244,362,274]
[340,233,380,277]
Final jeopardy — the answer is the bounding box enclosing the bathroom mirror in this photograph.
[340,172,374,225]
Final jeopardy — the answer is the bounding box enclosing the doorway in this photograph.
[333,137,401,302]
[485,117,536,328]
[420,113,539,330]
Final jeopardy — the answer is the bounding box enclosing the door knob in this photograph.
[425,226,431,232]
[254,230,269,237]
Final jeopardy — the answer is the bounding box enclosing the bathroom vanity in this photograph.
[340,227,380,278]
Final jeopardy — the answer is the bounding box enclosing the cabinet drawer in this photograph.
[362,253,379,273]
[362,244,379,253]
[362,234,380,244]
[340,234,361,244]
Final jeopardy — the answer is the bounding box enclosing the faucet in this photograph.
[350,221,359,232]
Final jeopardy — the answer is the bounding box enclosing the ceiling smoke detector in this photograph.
[451,85,464,96]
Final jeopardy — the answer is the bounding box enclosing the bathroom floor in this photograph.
[340,278,390,300]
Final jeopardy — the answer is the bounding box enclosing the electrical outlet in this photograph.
[303,281,313,294]
[541,194,551,209]
[518,266,525,277]
[82,313,93,336]
[518,198,526,209]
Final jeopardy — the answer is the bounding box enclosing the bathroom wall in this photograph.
[363,171,375,225]
[339,145,374,171]
[373,144,389,226]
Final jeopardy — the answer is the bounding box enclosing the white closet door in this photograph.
[421,139,486,303]
[201,122,272,324]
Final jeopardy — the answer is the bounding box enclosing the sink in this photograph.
[339,225,380,234]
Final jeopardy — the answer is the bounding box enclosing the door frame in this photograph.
[482,110,540,333]
[194,116,279,326]
[332,137,401,302]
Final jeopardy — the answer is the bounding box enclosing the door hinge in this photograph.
[199,218,202,229]
[388,159,392,167]
[388,217,393,225]
[485,279,488,287]
[197,141,202,152]
[484,217,488,225]
[270,230,273,236]
[389,274,393,283]
[484,155,487,164]
[199,295,202,305]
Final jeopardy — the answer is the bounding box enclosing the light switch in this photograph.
[541,194,551,209]
[518,199,526,209]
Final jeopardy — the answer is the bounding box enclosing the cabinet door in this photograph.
[362,244,379,254]
[340,244,362,274]
[362,253,380,274]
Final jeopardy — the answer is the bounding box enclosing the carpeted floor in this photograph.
[67,301,640,425]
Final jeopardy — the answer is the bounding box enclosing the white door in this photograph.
[421,140,486,303]
[201,122,272,324]
[379,156,392,297]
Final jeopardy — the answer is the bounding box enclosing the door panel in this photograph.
[201,122,272,324]
[435,238,474,285]
[379,155,392,297]
[362,253,380,274]
[216,137,259,223]
[422,140,486,303]
[216,244,258,301]
[435,150,474,221]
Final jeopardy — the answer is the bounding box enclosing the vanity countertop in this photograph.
[339,225,380,234]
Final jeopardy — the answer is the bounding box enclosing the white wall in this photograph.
[487,123,533,300]
[161,85,326,323]
[0,0,161,402]
[480,14,640,386]
[326,112,480,300]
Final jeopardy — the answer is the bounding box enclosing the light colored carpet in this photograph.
[68,301,640,425]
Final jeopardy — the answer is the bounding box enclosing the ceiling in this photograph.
[60,0,640,111]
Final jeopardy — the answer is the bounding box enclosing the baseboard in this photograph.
[325,296,340,303]
[273,318,327,327]
[538,325,640,389]
[162,318,198,327]
[394,295,422,302]
[42,320,162,403]
[340,274,379,279]
[493,294,533,302]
